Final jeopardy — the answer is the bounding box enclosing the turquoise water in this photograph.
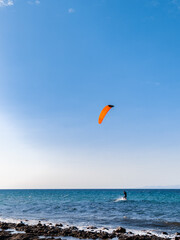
[0,189,179,234]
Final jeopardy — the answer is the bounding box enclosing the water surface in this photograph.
[0,189,179,234]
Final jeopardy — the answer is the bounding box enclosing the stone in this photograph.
[87,226,97,230]
[16,222,25,227]
[55,223,63,227]
[115,227,126,233]
[102,227,109,230]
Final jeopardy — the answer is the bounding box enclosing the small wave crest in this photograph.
[114,197,127,202]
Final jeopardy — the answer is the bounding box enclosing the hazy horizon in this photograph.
[0,186,180,190]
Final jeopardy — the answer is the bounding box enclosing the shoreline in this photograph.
[0,221,179,240]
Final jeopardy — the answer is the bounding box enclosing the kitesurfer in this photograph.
[123,191,127,200]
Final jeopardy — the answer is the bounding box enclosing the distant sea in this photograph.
[0,189,179,235]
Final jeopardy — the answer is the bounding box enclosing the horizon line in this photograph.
[0,187,179,190]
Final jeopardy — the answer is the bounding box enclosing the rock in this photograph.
[176,233,180,236]
[69,226,78,231]
[37,221,42,227]
[0,222,9,230]
[162,232,168,235]
[55,223,63,227]
[25,226,34,233]
[175,237,180,240]
[99,231,109,239]
[0,221,172,240]
[87,226,97,230]
[102,227,109,230]
[115,226,126,233]
[16,221,25,227]
[0,231,12,238]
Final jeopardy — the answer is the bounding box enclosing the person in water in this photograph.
[123,191,127,200]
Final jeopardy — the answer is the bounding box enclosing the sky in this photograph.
[0,0,180,189]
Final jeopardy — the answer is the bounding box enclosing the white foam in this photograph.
[124,228,177,239]
[5,229,26,234]
[114,197,127,202]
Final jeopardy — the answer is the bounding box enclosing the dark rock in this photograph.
[102,227,109,230]
[69,226,78,231]
[37,222,42,227]
[25,226,34,233]
[176,233,180,236]
[0,223,8,230]
[162,232,168,235]
[16,221,25,227]
[115,227,126,233]
[87,226,97,230]
[0,231,12,238]
[0,221,172,240]
[55,223,63,227]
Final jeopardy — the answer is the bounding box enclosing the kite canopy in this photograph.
[98,105,114,124]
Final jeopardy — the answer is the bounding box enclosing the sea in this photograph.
[0,189,179,237]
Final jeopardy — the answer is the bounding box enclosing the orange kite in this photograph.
[98,105,114,124]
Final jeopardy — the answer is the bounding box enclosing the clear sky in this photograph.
[0,0,180,189]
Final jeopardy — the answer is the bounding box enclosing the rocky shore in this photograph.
[0,221,179,240]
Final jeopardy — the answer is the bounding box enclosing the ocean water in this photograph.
[0,189,179,235]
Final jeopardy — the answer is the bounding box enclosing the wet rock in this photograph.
[102,227,109,230]
[37,221,42,227]
[10,233,36,240]
[98,233,108,239]
[16,221,25,228]
[69,226,78,231]
[87,226,97,230]
[176,233,180,236]
[55,223,63,227]
[175,237,180,240]
[49,227,60,235]
[61,228,72,236]
[24,226,34,233]
[0,221,173,240]
[6,223,16,229]
[0,231,12,237]
[162,232,168,235]
[0,223,9,230]
[115,227,126,233]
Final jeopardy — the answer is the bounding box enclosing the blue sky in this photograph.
[0,0,180,188]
